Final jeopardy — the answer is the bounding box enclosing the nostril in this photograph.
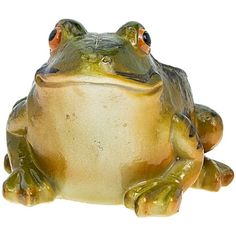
[101,56,112,65]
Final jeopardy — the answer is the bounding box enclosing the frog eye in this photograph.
[49,26,62,52]
[138,28,151,54]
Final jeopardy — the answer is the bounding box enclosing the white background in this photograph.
[0,0,235,235]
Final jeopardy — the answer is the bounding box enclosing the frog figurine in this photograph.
[3,19,234,216]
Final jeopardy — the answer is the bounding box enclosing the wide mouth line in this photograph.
[115,67,157,83]
[35,73,163,93]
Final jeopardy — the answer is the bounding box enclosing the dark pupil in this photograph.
[49,29,57,41]
[143,31,151,46]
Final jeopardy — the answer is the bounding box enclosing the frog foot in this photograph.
[124,180,182,216]
[193,157,234,191]
[3,164,56,206]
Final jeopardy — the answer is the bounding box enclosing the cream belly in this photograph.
[27,79,173,204]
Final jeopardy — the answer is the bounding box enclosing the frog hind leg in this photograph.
[192,104,234,191]
[124,114,204,217]
[3,134,57,206]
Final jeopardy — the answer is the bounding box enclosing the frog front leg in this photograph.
[3,98,56,206]
[124,114,204,216]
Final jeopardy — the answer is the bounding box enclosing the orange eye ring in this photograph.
[138,28,151,54]
[49,26,62,52]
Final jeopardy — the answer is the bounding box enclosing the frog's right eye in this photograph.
[138,28,151,54]
[49,26,62,52]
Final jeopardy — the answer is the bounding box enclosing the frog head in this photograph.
[35,19,162,90]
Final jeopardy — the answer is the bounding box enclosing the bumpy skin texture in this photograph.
[3,19,234,216]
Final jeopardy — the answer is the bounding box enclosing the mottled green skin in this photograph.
[3,20,234,216]
[39,20,160,84]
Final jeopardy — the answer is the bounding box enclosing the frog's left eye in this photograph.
[49,26,62,52]
[138,28,151,54]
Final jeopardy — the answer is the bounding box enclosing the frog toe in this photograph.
[124,180,159,209]
[215,161,234,186]
[3,166,56,206]
[135,182,182,217]
[193,157,234,191]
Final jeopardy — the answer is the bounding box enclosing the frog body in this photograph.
[3,20,234,216]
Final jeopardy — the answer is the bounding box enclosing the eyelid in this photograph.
[138,28,151,54]
[49,26,62,52]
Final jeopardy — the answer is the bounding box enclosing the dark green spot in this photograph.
[197,141,203,150]
[36,64,59,75]
[189,125,196,138]
[211,112,217,117]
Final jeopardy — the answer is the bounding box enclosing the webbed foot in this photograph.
[124,180,182,216]
[3,159,56,206]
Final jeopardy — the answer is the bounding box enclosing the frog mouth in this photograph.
[35,72,163,93]
[115,67,157,83]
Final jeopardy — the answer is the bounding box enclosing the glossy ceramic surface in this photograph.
[3,19,234,216]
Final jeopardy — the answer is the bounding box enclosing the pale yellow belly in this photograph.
[27,82,173,204]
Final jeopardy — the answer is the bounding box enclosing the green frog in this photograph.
[3,19,234,216]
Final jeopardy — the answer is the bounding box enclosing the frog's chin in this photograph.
[35,74,163,93]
